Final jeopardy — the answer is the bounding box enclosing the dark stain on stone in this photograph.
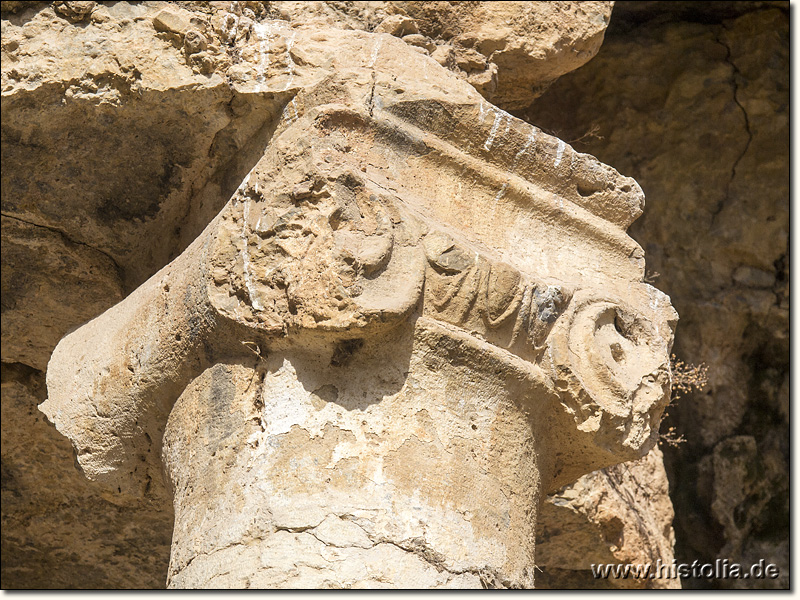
[330,339,364,367]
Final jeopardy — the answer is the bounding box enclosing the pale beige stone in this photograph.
[0,0,693,591]
[527,5,789,588]
[152,6,194,36]
[53,0,95,22]
[537,446,679,589]
[36,12,677,589]
[374,13,419,36]
[206,1,615,109]
[394,1,614,109]
[2,1,787,591]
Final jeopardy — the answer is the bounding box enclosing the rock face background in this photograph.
[0,0,788,589]
[1,363,172,587]
[525,1,789,589]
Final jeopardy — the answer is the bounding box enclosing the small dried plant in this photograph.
[566,123,604,146]
[659,355,709,447]
[644,270,661,284]
[670,355,709,401]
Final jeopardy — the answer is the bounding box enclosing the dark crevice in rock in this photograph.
[0,212,124,281]
[0,361,45,396]
[368,71,377,117]
[710,29,753,223]
[609,2,788,34]
[772,248,788,306]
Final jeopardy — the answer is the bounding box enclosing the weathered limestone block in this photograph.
[0,0,614,375]
[526,3,788,588]
[0,362,172,588]
[394,1,614,109]
[536,446,679,589]
[0,1,614,587]
[210,1,614,110]
[39,16,676,589]
[1,215,123,371]
[1,1,280,291]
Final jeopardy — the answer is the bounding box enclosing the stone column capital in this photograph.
[38,23,677,588]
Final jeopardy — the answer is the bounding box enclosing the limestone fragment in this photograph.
[1,0,684,590]
[152,6,194,36]
[53,0,95,22]
[184,29,208,54]
[38,22,677,589]
[395,1,614,109]
[374,13,419,37]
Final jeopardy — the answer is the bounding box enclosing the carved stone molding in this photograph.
[39,21,677,589]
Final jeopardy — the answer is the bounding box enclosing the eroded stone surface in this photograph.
[220,1,614,110]
[1,215,123,370]
[0,363,172,589]
[1,0,613,362]
[1,0,280,292]
[35,13,675,589]
[536,446,679,589]
[2,1,687,590]
[527,2,788,589]
[394,1,614,109]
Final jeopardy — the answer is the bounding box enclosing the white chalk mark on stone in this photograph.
[649,289,663,344]
[478,102,489,124]
[281,97,299,123]
[252,21,273,92]
[554,139,566,167]
[484,111,503,151]
[242,200,264,311]
[494,128,537,202]
[516,128,536,162]
[369,36,383,68]
[494,182,509,203]
[223,12,238,44]
[283,32,297,91]
[553,140,567,167]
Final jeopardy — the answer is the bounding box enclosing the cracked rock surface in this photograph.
[527,1,788,589]
[536,446,679,589]
[1,363,173,588]
[2,0,785,590]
